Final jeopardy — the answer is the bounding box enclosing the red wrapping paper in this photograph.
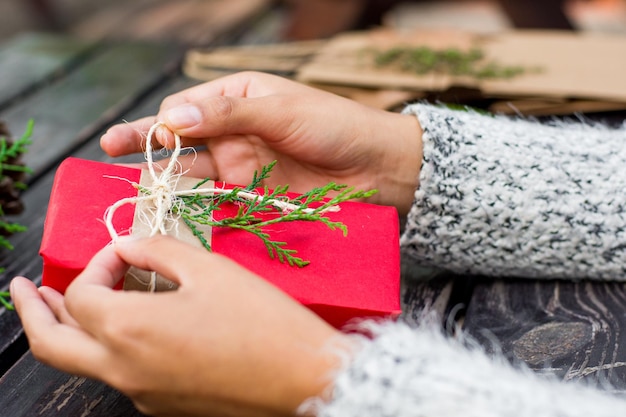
[40,158,401,328]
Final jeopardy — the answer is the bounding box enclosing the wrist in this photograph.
[292,332,357,416]
[372,112,422,217]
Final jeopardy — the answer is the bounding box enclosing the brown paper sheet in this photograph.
[183,40,324,76]
[183,29,626,115]
[296,29,626,114]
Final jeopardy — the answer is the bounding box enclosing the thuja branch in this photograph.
[0,291,13,310]
[169,161,377,267]
[0,216,27,251]
[0,119,34,181]
[0,120,33,271]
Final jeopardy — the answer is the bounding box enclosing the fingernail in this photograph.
[165,104,202,129]
[9,276,24,295]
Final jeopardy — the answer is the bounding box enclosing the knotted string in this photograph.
[104,122,340,291]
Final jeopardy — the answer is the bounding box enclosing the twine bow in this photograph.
[103,122,339,291]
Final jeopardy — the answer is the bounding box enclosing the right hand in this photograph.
[100,71,422,215]
[13,235,348,417]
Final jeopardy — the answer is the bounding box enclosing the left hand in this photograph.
[12,236,348,417]
[100,72,422,216]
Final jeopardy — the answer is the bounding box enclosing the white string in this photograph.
[103,122,340,290]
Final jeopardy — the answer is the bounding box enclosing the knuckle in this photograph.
[27,336,52,363]
[107,371,147,398]
[208,95,235,122]
[159,95,181,112]
[142,234,174,255]
[99,311,142,347]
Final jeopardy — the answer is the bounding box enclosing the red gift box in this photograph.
[40,157,401,328]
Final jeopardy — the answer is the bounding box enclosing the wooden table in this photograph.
[1,21,626,417]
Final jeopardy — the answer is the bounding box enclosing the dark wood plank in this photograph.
[0,74,202,414]
[70,0,273,46]
[0,6,282,412]
[401,258,454,325]
[0,33,95,109]
[0,72,199,332]
[497,0,573,30]
[463,278,626,390]
[0,40,182,180]
[0,39,180,371]
[0,353,146,417]
[0,171,54,365]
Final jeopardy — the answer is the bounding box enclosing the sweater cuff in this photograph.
[306,320,626,417]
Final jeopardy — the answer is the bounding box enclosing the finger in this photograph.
[100,117,159,156]
[11,277,110,378]
[102,73,314,154]
[100,115,220,156]
[38,286,81,328]
[63,236,214,334]
[114,152,218,179]
[159,94,303,143]
[151,152,219,180]
[12,277,57,330]
[152,72,296,148]
[158,71,290,108]
[63,243,133,330]
[112,235,220,287]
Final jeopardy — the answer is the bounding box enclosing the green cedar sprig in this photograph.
[0,291,13,311]
[0,121,32,310]
[0,120,33,277]
[373,46,527,79]
[0,214,27,251]
[0,119,34,183]
[169,160,377,267]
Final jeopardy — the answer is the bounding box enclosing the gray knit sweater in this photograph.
[309,104,626,416]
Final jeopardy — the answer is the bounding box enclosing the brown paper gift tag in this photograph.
[124,173,213,292]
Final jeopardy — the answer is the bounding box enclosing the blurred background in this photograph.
[1,0,625,44]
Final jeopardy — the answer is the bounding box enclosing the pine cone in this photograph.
[0,121,26,220]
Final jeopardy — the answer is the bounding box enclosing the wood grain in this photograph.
[0,35,179,379]
[0,37,181,180]
[0,6,279,415]
[0,74,203,415]
[464,278,626,390]
[0,353,146,417]
[70,0,272,46]
[0,33,94,111]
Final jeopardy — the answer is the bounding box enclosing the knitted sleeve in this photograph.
[304,106,626,416]
[307,321,626,417]
[401,103,626,279]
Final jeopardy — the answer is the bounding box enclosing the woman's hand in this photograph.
[12,236,348,417]
[101,71,422,215]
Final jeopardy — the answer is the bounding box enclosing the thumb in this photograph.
[113,235,222,288]
[158,95,296,145]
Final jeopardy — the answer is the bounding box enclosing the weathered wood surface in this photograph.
[70,0,273,46]
[0,32,182,333]
[0,353,145,417]
[0,33,95,111]
[0,3,281,409]
[0,33,183,401]
[0,37,181,179]
[464,278,626,390]
[0,72,201,417]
